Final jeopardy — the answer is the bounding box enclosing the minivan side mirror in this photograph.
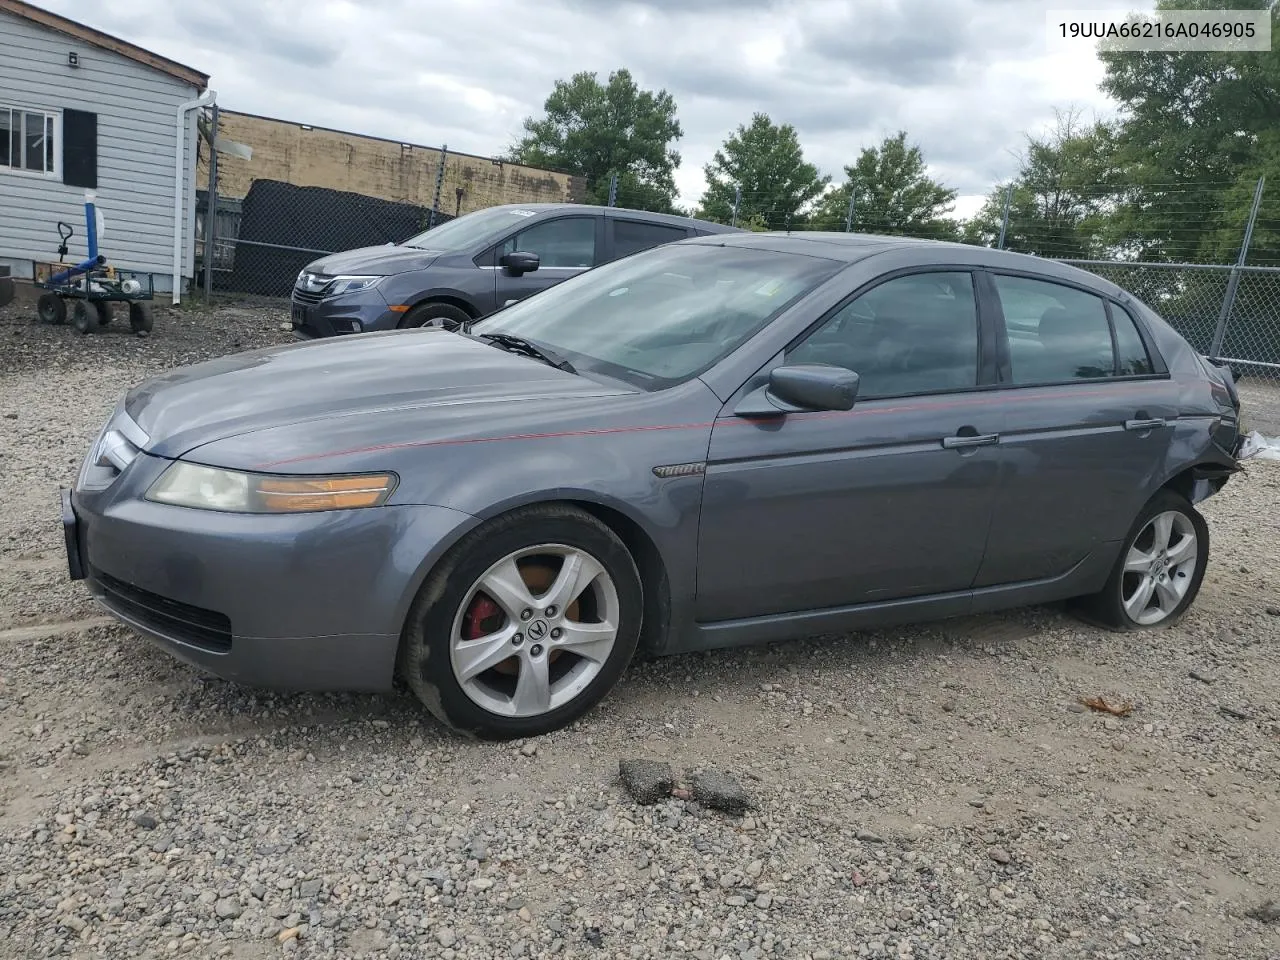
[500,251,540,276]
[734,363,860,417]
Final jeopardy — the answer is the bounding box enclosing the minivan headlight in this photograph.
[326,275,383,296]
[146,463,397,513]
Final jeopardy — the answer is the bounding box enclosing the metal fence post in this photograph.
[731,183,741,227]
[607,173,618,207]
[997,183,1013,250]
[844,186,856,232]
[1209,176,1265,359]
[427,145,448,230]
[202,102,219,303]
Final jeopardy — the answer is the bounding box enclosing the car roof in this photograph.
[687,230,1132,299]
[478,202,742,233]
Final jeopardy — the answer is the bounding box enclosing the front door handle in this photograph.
[1124,418,1166,432]
[942,433,999,449]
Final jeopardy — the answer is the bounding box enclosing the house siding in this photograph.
[0,9,201,292]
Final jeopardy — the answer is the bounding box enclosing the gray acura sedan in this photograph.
[62,232,1245,739]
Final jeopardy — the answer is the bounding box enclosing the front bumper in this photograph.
[60,460,475,691]
[290,286,401,339]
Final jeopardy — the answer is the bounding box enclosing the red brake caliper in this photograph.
[463,595,502,640]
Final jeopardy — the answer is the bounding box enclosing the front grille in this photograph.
[292,286,325,305]
[90,567,232,652]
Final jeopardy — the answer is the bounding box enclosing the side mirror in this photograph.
[500,251,540,276]
[734,363,860,417]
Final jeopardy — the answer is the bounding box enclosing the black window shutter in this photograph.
[62,109,97,188]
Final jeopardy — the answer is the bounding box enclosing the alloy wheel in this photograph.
[449,544,620,718]
[1121,510,1199,625]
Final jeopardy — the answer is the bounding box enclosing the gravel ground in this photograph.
[2,295,1280,960]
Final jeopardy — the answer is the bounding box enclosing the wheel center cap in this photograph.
[527,619,549,641]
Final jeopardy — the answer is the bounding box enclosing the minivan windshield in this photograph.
[400,207,545,251]
[469,242,843,390]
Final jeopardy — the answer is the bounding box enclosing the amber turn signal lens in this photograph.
[256,474,396,512]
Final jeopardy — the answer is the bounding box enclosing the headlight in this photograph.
[326,275,383,296]
[145,463,397,513]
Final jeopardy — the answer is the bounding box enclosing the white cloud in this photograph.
[38,0,1154,215]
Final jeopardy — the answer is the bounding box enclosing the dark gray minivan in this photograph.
[289,203,742,338]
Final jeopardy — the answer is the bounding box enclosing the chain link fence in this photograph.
[1057,260,1280,383]
[191,159,1280,385]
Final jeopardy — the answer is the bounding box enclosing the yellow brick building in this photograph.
[197,110,586,214]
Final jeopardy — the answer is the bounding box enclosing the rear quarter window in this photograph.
[612,219,690,260]
[1110,303,1155,376]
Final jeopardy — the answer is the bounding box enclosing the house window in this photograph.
[0,106,59,176]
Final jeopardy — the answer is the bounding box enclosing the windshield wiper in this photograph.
[478,333,576,374]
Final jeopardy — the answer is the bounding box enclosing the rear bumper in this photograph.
[62,467,477,691]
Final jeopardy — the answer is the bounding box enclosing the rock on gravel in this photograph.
[619,758,673,804]
[688,769,751,814]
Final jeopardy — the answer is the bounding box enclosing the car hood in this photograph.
[126,331,629,461]
[304,245,443,276]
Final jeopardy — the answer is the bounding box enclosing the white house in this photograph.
[0,0,211,298]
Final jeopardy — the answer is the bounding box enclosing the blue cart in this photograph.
[33,196,155,336]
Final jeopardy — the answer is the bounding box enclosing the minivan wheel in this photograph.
[400,302,469,332]
[399,504,643,739]
[1071,489,1209,631]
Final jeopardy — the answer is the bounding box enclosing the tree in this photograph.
[1095,0,1280,263]
[814,132,959,238]
[507,69,683,212]
[961,109,1118,259]
[696,113,830,228]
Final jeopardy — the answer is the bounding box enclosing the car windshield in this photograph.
[400,207,545,251]
[469,242,843,390]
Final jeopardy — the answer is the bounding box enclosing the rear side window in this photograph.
[993,275,1116,383]
[1111,303,1154,375]
[612,219,689,259]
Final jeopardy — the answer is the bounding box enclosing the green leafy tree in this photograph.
[1096,0,1280,263]
[961,109,1118,258]
[508,68,683,212]
[696,113,830,228]
[815,132,959,239]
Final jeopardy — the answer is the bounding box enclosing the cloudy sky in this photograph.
[41,0,1152,218]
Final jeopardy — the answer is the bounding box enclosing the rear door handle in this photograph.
[1124,418,1166,431]
[942,433,999,449]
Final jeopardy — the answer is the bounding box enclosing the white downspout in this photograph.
[172,88,216,305]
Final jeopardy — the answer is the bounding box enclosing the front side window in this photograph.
[0,106,57,175]
[787,271,980,398]
[471,242,843,390]
[993,275,1116,383]
[502,216,597,268]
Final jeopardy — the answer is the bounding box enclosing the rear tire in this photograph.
[37,293,66,325]
[399,302,469,332]
[1070,489,1209,631]
[399,504,643,740]
[94,301,112,327]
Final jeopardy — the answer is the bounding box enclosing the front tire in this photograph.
[70,301,93,335]
[1072,489,1209,631]
[399,302,469,332]
[37,293,66,325]
[400,505,643,739]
